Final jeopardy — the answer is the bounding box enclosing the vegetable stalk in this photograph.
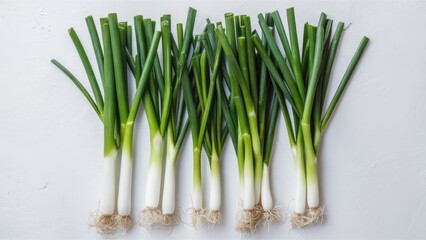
[52,17,119,233]
[116,28,161,229]
[159,27,190,226]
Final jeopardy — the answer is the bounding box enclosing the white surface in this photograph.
[1,0,426,239]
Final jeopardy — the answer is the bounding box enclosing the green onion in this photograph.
[193,27,230,225]
[257,14,281,224]
[115,16,162,229]
[217,13,278,231]
[254,8,369,228]
[218,13,283,230]
[127,15,168,227]
[108,14,129,141]
[160,19,190,227]
[58,15,161,229]
[124,11,195,227]
[51,16,119,234]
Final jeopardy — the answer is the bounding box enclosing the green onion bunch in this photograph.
[52,14,161,233]
[211,13,282,231]
[125,10,195,227]
[253,8,369,228]
[179,18,233,226]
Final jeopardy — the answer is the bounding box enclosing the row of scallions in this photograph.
[51,13,161,233]
[252,7,369,228]
[52,7,369,234]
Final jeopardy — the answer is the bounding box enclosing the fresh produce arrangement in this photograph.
[52,6,368,234]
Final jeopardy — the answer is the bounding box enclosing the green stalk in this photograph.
[196,45,222,149]
[271,10,305,99]
[258,30,270,147]
[258,14,304,113]
[102,21,118,155]
[307,25,317,82]
[178,35,204,211]
[119,22,129,105]
[302,22,310,81]
[217,27,262,173]
[200,26,231,147]
[321,37,369,131]
[270,11,292,67]
[125,48,136,75]
[68,28,104,112]
[86,16,104,84]
[215,81,223,154]
[126,31,161,123]
[301,25,324,128]
[123,31,162,167]
[224,13,238,126]
[108,13,129,138]
[175,120,190,152]
[120,32,161,218]
[127,25,132,51]
[134,15,147,70]
[242,16,258,109]
[180,55,199,146]
[251,32,301,117]
[177,23,183,50]
[235,15,241,37]
[235,37,263,194]
[216,26,257,207]
[263,97,279,166]
[319,22,343,111]
[205,20,217,49]
[144,19,162,115]
[225,32,263,196]
[159,17,173,136]
[300,16,326,209]
[51,60,103,121]
[286,8,305,98]
[200,51,208,105]
[237,37,250,90]
[192,55,204,107]
[312,20,334,149]
[177,7,197,78]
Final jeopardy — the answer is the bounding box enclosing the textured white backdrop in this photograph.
[1,0,426,239]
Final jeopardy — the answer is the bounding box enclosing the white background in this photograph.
[1,0,426,239]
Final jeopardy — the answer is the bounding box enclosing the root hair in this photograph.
[115,215,132,230]
[235,203,263,233]
[307,206,324,225]
[289,212,310,229]
[191,208,207,229]
[161,213,181,226]
[90,213,117,234]
[206,210,222,226]
[139,207,162,228]
[262,204,281,226]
